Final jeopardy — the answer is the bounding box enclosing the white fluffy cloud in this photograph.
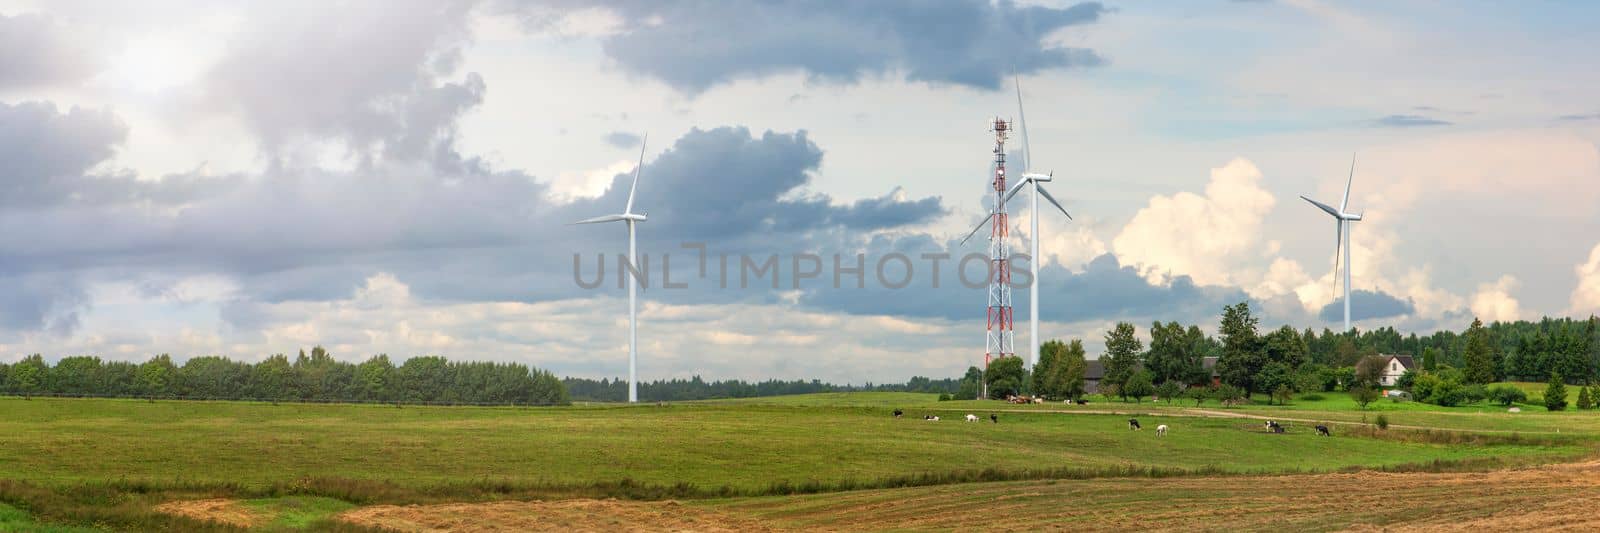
[1112,158,1276,287]
[1470,275,1523,323]
[1571,243,1600,316]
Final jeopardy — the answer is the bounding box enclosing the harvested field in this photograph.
[337,499,775,532]
[151,498,260,528]
[708,460,1600,532]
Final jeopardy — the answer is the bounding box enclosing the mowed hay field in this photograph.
[0,393,1597,531]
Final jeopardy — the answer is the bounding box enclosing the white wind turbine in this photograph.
[572,134,649,403]
[960,76,1072,368]
[1301,154,1364,333]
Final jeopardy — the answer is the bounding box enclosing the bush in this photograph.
[1213,384,1246,406]
[1460,384,1487,404]
[1374,414,1389,430]
[1430,380,1465,407]
[937,393,951,401]
[1394,370,1418,391]
[1349,384,1380,410]
[1486,384,1527,406]
[1299,393,1325,401]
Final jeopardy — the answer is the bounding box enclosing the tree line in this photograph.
[0,347,569,405]
[563,375,960,402]
[951,302,1600,406]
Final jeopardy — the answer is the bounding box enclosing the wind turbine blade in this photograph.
[1331,221,1343,307]
[1301,196,1341,218]
[1340,152,1355,213]
[1036,186,1072,220]
[570,214,627,225]
[959,216,994,245]
[1001,177,1030,205]
[625,133,647,215]
[1014,73,1030,173]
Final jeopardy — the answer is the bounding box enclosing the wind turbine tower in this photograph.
[1301,154,1364,333]
[572,134,650,403]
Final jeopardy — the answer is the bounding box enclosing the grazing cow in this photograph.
[1128,418,1142,431]
[1033,397,1044,404]
[990,413,998,424]
[1266,420,1284,433]
[1156,424,1169,437]
[1076,399,1089,406]
[893,409,904,418]
[926,415,940,421]
[965,414,979,422]
[1315,425,1331,437]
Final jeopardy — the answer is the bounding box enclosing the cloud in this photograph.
[1570,243,1600,316]
[603,131,642,149]
[0,13,102,90]
[1470,275,1522,323]
[1317,289,1415,322]
[1112,158,1276,287]
[1371,114,1452,127]
[0,102,147,207]
[513,0,1109,94]
[194,0,482,167]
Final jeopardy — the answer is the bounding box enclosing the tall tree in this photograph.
[1032,340,1067,398]
[1263,325,1309,370]
[136,354,177,397]
[1463,318,1497,384]
[985,355,1027,398]
[1101,322,1143,391]
[1146,322,1207,385]
[1056,339,1089,400]
[1215,302,1265,397]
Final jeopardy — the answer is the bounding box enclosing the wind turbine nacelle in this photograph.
[1022,172,1052,182]
[622,213,648,222]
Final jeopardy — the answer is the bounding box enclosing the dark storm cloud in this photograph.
[0,13,101,90]
[508,0,1109,93]
[1372,114,1452,128]
[1318,289,1415,322]
[0,272,88,335]
[603,131,642,149]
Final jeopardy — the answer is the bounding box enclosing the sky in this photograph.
[2,0,1599,384]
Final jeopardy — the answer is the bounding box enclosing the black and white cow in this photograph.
[1128,418,1142,430]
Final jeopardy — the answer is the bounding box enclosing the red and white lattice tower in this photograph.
[982,118,1015,400]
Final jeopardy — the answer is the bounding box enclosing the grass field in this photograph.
[1,392,1597,531]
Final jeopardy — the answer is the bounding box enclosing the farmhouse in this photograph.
[1378,354,1416,387]
[1084,356,1222,394]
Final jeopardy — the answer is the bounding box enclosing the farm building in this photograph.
[1378,354,1416,387]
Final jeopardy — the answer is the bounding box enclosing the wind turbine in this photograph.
[1301,154,1363,333]
[572,134,649,403]
[960,77,1072,368]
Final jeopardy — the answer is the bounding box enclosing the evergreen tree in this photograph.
[1463,318,1497,384]
[1545,372,1569,411]
[1032,340,1067,398]
[1056,340,1089,400]
[1577,386,1595,410]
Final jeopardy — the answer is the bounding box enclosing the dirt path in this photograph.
[924,405,1559,435]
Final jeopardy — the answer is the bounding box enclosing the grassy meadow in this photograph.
[0,391,1597,530]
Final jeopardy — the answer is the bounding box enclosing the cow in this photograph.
[893,409,904,418]
[1156,424,1169,437]
[1315,425,1331,437]
[1077,399,1089,405]
[1033,397,1044,404]
[965,414,979,422]
[1266,420,1284,433]
[1128,418,1142,430]
[990,413,998,424]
